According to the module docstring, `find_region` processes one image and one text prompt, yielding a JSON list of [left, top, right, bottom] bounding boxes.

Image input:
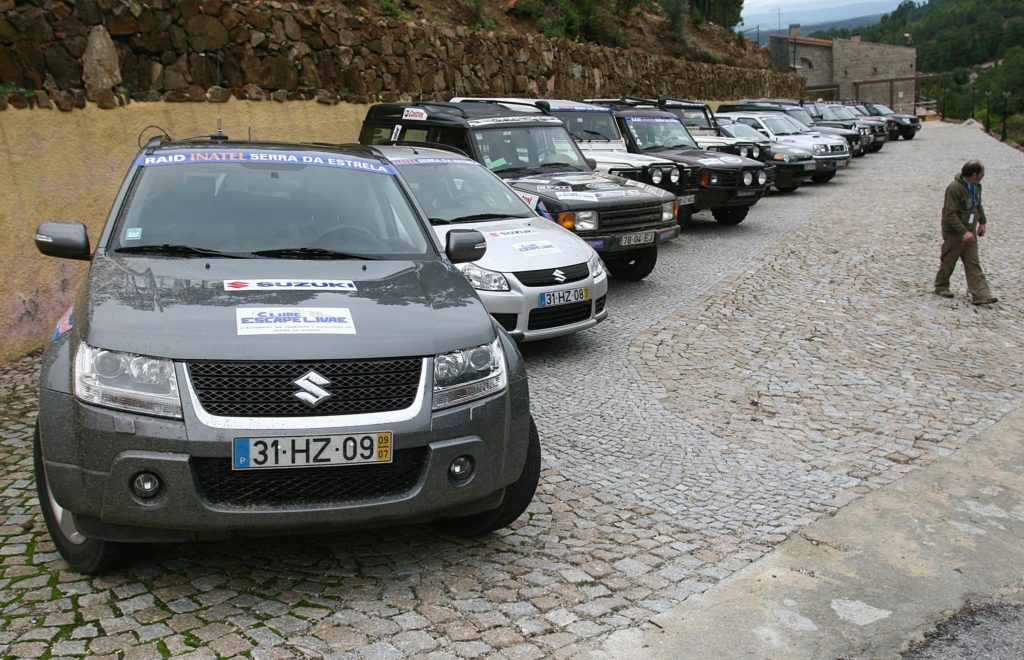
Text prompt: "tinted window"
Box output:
[[116, 154, 430, 258], [786, 108, 815, 126], [762, 116, 802, 135], [665, 107, 712, 129], [721, 122, 767, 141], [554, 111, 622, 142], [472, 126, 588, 173], [396, 161, 534, 223]]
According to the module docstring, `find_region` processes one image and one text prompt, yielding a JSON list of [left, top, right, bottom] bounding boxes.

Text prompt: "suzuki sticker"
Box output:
[[224, 279, 358, 291]]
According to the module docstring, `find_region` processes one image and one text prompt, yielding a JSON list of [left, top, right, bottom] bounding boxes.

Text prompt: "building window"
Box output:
[[799, 57, 814, 70]]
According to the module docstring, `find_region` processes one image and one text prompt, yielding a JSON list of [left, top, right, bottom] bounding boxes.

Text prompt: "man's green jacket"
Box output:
[[942, 173, 987, 236]]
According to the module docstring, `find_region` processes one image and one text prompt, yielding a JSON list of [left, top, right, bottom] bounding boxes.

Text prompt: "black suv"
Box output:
[[718, 100, 865, 157], [848, 101, 921, 140], [361, 102, 680, 281], [586, 100, 769, 226], [800, 101, 887, 153]]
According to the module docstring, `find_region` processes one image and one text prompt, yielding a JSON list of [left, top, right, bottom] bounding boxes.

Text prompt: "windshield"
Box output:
[[622, 116, 698, 151], [665, 107, 712, 130], [395, 159, 534, 223], [473, 126, 588, 174], [785, 107, 815, 126], [874, 104, 896, 114], [554, 110, 622, 142], [819, 106, 843, 121], [114, 151, 430, 258], [763, 116, 804, 136], [833, 107, 859, 120], [721, 122, 767, 141]]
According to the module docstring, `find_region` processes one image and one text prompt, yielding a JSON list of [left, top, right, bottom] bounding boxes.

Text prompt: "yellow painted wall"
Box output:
[[0, 100, 372, 363]]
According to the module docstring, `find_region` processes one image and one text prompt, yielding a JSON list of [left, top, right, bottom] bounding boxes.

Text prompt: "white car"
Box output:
[[379, 144, 609, 342]]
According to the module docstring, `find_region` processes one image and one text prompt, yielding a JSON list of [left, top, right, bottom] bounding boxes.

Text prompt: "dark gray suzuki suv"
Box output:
[[33, 137, 539, 573]]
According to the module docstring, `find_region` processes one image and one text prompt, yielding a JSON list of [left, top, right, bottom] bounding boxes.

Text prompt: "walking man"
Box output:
[[934, 160, 998, 305]]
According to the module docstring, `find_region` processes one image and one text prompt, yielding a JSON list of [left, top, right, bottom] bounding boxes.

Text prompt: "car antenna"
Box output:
[[137, 125, 171, 149], [211, 115, 228, 141], [248, 125, 253, 141]]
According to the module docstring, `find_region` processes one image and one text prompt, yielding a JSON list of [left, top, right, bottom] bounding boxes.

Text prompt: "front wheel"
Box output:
[[435, 417, 541, 537], [901, 130, 916, 140], [711, 206, 749, 225], [605, 246, 658, 281], [775, 183, 800, 193], [34, 425, 135, 574], [811, 171, 836, 183]]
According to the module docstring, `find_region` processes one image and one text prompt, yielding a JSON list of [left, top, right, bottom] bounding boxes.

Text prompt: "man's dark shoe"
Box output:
[[972, 297, 999, 305], [934, 289, 954, 298]]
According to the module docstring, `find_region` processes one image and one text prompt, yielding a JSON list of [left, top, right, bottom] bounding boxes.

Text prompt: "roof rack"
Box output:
[[371, 141, 472, 159], [456, 99, 552, 116]]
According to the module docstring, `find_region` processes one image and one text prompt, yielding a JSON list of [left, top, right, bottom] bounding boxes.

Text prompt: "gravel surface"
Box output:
[[904, 604, 1024, 659], [1, 122, 1022, 658]]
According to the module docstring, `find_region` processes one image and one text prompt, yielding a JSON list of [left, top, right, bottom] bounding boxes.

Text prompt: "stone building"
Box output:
[[770, 25, 917, 113]]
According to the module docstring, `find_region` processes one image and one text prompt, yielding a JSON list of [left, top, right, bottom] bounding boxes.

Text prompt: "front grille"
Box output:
[[597, 202, 663, 230], [192, 448, 426, 506], [491, 313, 518, 332], [528, 300, 592, 330], [513, 262, 589, 287], [829, 144, 846, 153], [595, 295, 606, 315], [188, 359, 422, 417], [709, 169, 738, 187]]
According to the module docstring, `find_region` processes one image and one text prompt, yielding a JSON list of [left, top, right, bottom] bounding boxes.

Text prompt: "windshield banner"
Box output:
[[624, 117, 680, 124], [390, 157, 476, 166], [135, 151, 397, 175]]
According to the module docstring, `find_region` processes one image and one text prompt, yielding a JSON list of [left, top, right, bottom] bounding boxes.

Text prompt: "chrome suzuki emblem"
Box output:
[[293, 371, 332, 407], [552, 269, 567, 283]]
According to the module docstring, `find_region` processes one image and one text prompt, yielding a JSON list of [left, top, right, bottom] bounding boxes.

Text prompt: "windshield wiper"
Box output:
[[428, 217, 452, 225], [493, 165, 530, 174], [449, 213, 530, 223], [577, 129, 612, 141], [252, 247, 379, 260], [665, 142, 695, 149], [537, 161, 577, 168], [115, 244, 245, 258]]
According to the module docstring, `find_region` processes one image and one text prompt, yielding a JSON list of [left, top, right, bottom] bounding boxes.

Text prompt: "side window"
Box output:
[[360, 126, 394, 145], [432, 127, 472, 156], [403, 128, 428, 142], [738, 118, 760, 129]]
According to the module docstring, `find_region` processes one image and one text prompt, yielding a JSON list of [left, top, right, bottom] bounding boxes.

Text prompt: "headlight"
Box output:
[[557, 211, 598, 231], [661, 200, 677, 221], [575, 210, 597, 231], [432, 337, 507, 410], [813, 144, 827, 154], [669, 167, 680, 183], [75, 343, 182, 418], [699, 171, 719, 186], [739, 146, 749, 157], [751, 146, 760, 158], [457, 262, 510, 291], [650, 168, 663, 184], [860, 128, 869, 135], [742, 171, 753, 186], [757, 171, 767, 185], [772, 153, 791, 162], [588, 251, 605, 279]]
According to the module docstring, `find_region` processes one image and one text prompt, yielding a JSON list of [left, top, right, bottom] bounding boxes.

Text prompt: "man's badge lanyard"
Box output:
[[967, 182, 978, 229]]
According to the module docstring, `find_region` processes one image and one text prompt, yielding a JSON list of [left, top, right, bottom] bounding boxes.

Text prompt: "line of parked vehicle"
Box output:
[[28, 94, 921, 572]]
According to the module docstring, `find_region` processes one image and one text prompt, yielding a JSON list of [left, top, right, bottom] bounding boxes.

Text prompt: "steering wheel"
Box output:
[[314, 225, 391, 252]]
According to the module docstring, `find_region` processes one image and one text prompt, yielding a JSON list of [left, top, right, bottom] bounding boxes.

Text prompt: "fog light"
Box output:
[[449, 456, 475, 481], [131, 472, 161, 499]]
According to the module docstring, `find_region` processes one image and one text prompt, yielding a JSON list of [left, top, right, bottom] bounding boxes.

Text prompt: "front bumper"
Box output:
[[774, 161, 816, 186], [814, 155, 850, 172], [37, 360, 532, 542], [479, 272, 609, 342], [577, 221, 680, 254], [694, 184, 767, 210]]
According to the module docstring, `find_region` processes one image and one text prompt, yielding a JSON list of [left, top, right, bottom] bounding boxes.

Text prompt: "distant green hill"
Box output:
[[810, 0, 1024, 73], [802, 13, 887, 37]]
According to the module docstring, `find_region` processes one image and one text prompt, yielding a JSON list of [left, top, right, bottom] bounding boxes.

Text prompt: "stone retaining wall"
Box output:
[[0, 0, 803, 112]]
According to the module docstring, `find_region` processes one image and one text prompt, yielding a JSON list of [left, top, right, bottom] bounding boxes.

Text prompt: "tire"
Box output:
[[901, 130, 916, 140], [711, 206, 749, 225], [677, 206, 693, 228], [435, 416, 541, 537], [605, 246, 658, 281], [775, 183, 800, 194], [811, 171, 836, 183], [34, 424, 134, 574]]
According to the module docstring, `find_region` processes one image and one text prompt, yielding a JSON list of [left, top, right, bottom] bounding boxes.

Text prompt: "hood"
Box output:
[[777, 133, 845, 148], [770, 143, 814, 160], [694, 135, 745, 148], [508, 171, 674, 211], [434, 217, 594, 274], [80, 254, 494, 361], [809, 125, 858, 138], [579, 145, 677, 169], [652, 147, 763, 170]]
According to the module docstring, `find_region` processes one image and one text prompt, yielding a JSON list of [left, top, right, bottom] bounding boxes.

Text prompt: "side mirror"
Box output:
[[445, 229, 486, 264], [35, 221, 91, 260], [584, 157, 597, 170]]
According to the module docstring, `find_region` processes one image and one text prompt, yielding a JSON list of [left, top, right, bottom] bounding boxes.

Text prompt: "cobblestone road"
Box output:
[[2, 122, 1023, 659]]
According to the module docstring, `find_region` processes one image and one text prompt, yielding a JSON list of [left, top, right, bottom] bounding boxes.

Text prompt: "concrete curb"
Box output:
[[580, 404, 1024, 659]]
